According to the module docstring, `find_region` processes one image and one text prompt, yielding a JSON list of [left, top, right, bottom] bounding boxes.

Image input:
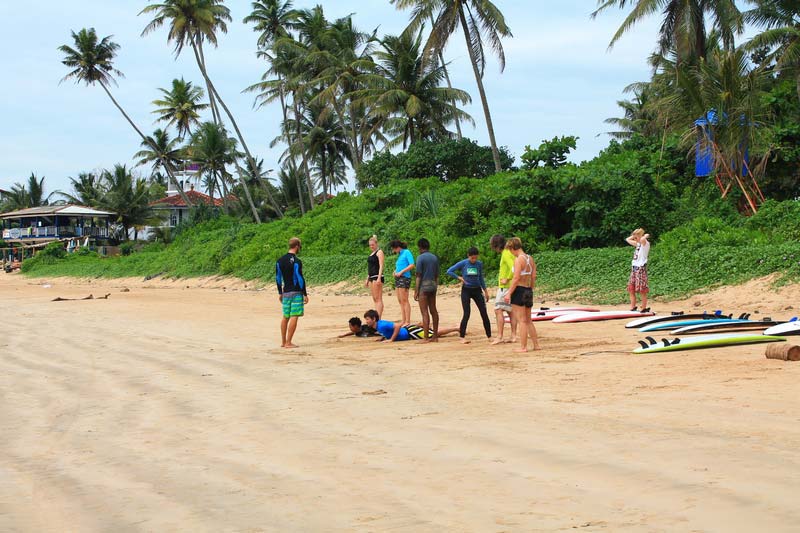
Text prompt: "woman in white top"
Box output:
[[625, 228, 650, 312]]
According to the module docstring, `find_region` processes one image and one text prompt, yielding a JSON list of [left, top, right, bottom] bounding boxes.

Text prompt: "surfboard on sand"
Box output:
[[638, 317, 754, 333], [764, 319, 800, 336], [503, 307, 601, 323], [633, 333, 786, 354], [551, 310, 655, 323], [625, 311, 727, 329], [672, 319, 781, 335]]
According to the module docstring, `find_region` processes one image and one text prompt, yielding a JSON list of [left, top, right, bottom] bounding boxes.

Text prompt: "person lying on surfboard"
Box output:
[[363, 309, 460, 342]]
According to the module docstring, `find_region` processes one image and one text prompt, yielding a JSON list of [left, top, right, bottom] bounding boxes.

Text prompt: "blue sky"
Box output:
[[0, 1, 663, 194]]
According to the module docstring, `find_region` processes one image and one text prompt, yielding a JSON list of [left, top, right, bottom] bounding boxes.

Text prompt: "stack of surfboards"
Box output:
[[627, 312, 796, 353]]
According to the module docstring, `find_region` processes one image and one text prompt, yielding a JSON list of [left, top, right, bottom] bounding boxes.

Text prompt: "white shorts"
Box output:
[[494, 288, 512, 312]]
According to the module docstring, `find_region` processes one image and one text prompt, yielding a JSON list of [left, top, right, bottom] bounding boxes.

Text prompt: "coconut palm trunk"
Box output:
[[458, 9, 502, 173], [190, 38, 282, 221], [98, 81, 194, 208], [292, 91, 317, 209], [278, 82, 305, 214]]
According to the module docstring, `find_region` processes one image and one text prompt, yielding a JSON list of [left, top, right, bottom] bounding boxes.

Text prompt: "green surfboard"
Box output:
[[633, 333, 786, 354]]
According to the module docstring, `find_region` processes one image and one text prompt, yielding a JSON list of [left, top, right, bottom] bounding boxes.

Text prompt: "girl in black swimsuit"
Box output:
[[366, 235, 385, 317]]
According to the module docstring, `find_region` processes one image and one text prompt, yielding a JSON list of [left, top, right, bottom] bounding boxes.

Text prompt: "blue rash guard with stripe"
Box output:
[[276, 253, 307, 296], [446, 259, 486, 289]]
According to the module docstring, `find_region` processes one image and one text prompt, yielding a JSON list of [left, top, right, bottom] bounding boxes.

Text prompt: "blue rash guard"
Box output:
[[275, 253, 307, 296], [395, 249, 414, 278], [446, 259, 486, 289], [375, 320, 411, 341]]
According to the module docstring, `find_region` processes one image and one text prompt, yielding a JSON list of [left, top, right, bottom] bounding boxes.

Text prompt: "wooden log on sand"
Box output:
[[765, 344, 800, 361]]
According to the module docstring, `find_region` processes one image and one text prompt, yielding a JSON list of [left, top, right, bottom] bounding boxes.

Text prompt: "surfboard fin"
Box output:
[[638, 340, 649, 350], [763, 317, 772, 322], [672, 338, 681, 345], [541, 307, 550, 310], [661, 338, 670, 347], [536, 312, 546, 316], [671, 311, 684, 316], [645, 336, 657, 346]]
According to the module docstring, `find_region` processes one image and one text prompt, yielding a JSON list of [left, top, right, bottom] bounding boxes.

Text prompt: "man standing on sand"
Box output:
[[414, 238, 440, 342], [276, 237, 308, 348]]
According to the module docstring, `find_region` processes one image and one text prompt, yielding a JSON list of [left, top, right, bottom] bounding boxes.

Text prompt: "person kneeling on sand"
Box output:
[[363, 310, 459, 342], [338, 317, 379, 338]]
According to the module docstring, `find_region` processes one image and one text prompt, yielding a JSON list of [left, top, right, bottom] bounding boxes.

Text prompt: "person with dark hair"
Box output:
[[363, 309, 458, 342], [503, 237, 540, 352], [390, 240, 415, 324], [338, 316, 379, 338], [414, 238, 440, 342], [276, 237, 308, 349], [490, 234, 517, 344], [447, 247, 492, 343]]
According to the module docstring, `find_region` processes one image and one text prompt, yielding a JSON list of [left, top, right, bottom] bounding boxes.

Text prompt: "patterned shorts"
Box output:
[[628, 266, 649, 293], [395, 276, 411, 290], [494, 288, 512, 312], [282, 293, 305, 318]]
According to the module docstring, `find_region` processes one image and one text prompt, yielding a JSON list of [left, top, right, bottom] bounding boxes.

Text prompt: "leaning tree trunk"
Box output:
[[191, 39, 279, 221], [98, 81, 193, 208], [292, 91, 317, 210], [279, 82, 304, 214], [458, 9, 502, 173]]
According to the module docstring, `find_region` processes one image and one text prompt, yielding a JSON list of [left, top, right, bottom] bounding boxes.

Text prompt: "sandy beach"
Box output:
[[1, 273, 799, 532]]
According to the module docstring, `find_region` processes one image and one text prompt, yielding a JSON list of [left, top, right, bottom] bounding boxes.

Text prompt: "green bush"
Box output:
[[356, 138, 514, 188]]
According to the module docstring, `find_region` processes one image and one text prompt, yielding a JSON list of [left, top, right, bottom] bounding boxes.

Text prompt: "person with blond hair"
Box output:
[[366, 235, 385, 317], [503, 237, 541, 352], [625, 228, 651, 312], [276, 237, 308, 348]]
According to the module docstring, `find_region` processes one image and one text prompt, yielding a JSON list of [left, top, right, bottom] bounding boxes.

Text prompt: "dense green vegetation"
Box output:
[[22, 134, 800, 303]]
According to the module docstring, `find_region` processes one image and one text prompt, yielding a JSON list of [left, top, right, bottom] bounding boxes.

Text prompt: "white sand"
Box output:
[[1, 273, 799, 532]]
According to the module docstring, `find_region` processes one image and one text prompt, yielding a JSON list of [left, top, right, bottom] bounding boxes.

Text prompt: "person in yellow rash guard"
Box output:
[[490, 234, 517, 345]]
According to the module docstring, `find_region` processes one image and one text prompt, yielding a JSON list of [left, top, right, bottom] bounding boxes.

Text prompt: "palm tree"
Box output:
[[662, 47, 771, 212], [392, 0, 512, 173], [591, 0, 743, 64], [58, 28, 193, 208], [60, 172, 105, 206], [140, 0, 282, 221], [745, 0, 800, 102], [1, 174, 58, 210], [243, 0, 298, 48], [152, 78, 209, 138], [245, 0, 308, 213], [99, 164, 158, 240], [308, 14, 378, 171], [134, 129, 185, 187], [188, 121, 239, 213], [365, 30, 473, 149]]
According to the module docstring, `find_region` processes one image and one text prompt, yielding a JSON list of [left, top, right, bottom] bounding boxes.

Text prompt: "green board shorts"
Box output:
[[282, 293, 304, 318]]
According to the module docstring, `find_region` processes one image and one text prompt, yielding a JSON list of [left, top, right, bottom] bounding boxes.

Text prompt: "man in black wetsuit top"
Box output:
[[276, 237, 308, 348]]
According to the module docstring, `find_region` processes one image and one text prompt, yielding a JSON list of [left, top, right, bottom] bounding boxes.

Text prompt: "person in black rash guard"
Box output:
[[276, 237, 308, 348]]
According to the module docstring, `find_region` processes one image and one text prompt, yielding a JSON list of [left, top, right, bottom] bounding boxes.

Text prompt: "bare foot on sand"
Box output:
[[282, 343, 299, 349], [460, 338, 471, 344], [422, 337, 439, 343], [513, 348, 528, 353], [490, 338, 505, 345]]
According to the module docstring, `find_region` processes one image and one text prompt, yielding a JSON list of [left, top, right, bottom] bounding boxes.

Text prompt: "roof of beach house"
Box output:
[[0, 204, 116, 219], [151, 189, 225, 208]]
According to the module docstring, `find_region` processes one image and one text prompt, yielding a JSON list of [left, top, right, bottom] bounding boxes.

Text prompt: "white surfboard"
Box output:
[[764, 320, 800, 336], [552, 310, 655, 323]]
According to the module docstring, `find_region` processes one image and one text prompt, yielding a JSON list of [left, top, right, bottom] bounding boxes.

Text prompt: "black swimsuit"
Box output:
[[367, 251, 384, 282]]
